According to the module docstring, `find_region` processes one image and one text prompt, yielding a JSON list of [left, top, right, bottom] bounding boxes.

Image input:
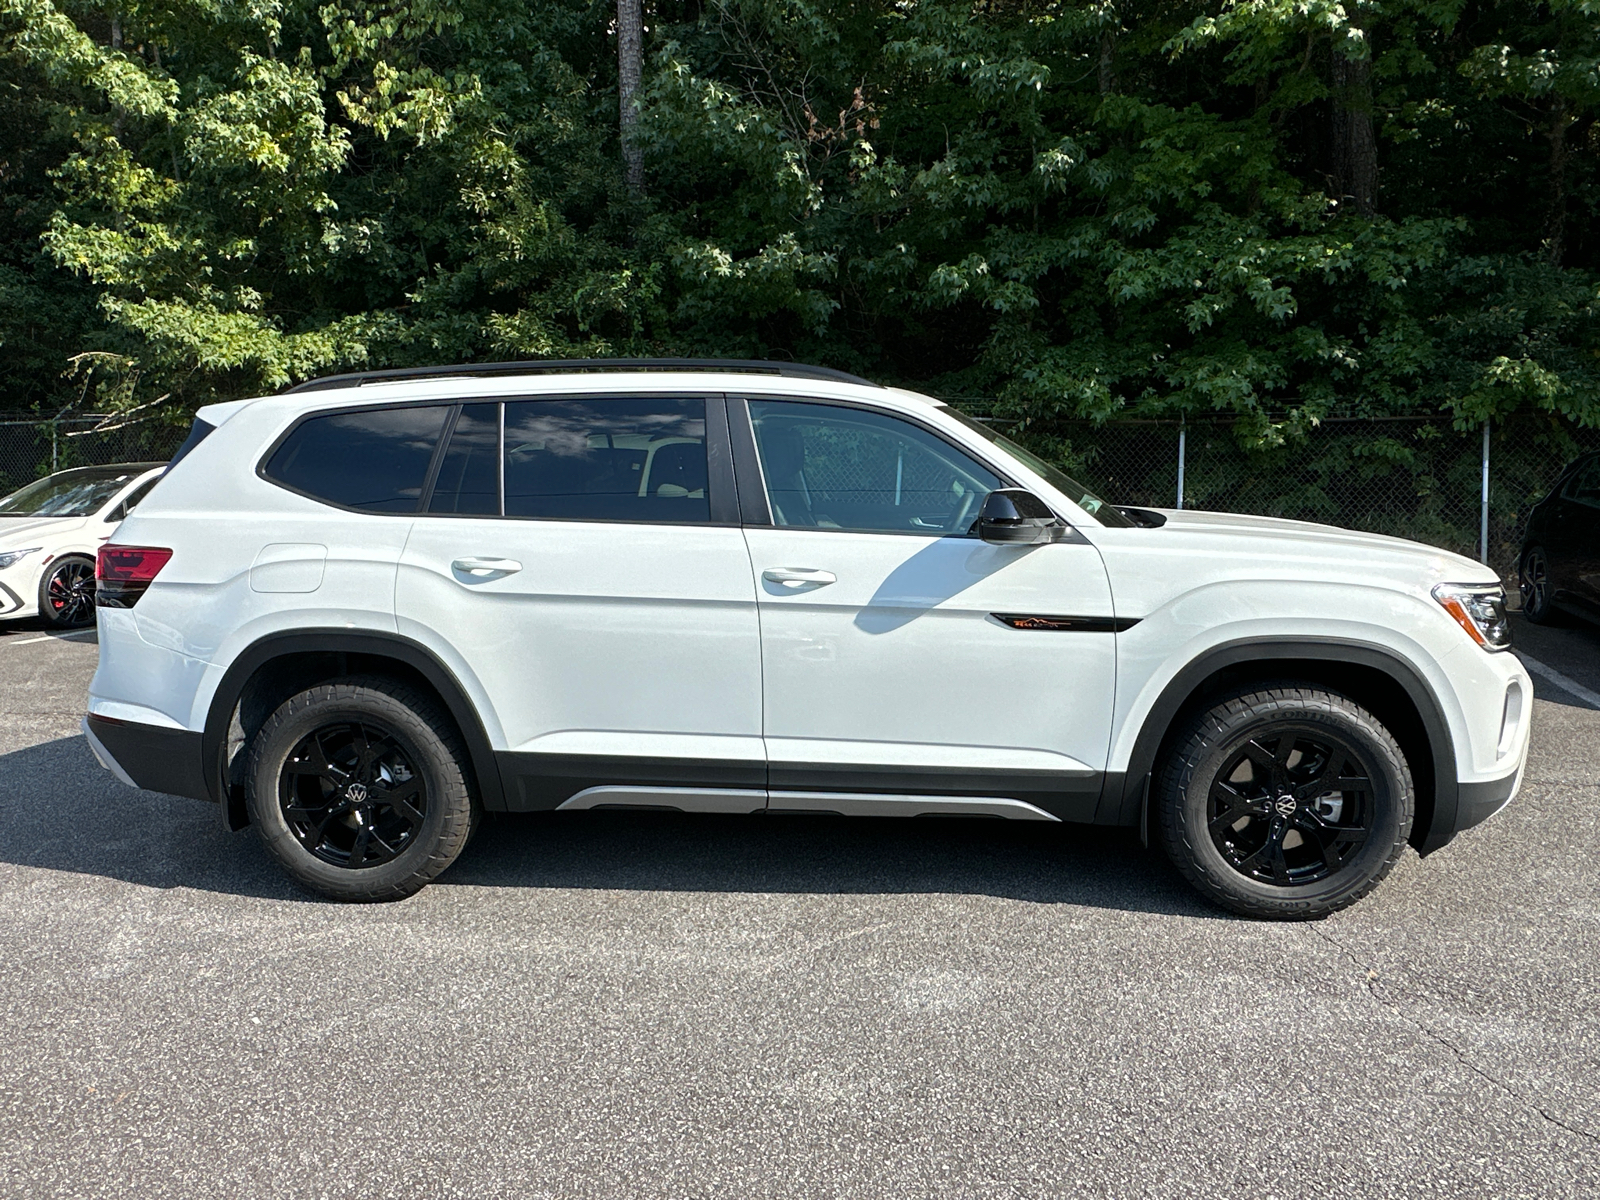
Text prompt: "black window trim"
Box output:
[[728, 392, 1025, 538], [260, 392, 738, 528]]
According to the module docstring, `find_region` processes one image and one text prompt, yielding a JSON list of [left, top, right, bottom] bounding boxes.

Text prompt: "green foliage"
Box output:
[[3, 0, 1600, 459]]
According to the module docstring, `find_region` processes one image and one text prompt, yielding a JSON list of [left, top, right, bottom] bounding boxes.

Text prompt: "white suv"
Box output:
[[83, 360, 1531, 917]]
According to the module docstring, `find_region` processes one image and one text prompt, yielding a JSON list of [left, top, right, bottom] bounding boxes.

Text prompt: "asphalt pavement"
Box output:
[[0, 615, 1597, 1198]]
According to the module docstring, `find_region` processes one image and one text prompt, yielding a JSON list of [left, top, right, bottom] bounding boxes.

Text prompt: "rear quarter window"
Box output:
[[263, 404, 450, 512]]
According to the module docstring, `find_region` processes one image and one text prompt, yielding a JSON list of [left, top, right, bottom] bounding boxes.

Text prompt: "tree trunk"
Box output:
[[1330, 50, 1376, 216], [617, 0, 644, 193], [1098, 30, 1116, 95], [1544, 96, 1571, 267]]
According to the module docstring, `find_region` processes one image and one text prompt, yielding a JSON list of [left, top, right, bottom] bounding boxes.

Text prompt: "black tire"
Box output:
[[1519, 545, 1559, 625], [1155, 685, 1413, 920], [38, 554, 97, 629], [245, 677, 479, 901]]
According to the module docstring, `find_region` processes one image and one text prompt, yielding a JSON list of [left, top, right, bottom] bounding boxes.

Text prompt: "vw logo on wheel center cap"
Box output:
[[1273, 794, 1297, 818], [346, 782, 369, 803]]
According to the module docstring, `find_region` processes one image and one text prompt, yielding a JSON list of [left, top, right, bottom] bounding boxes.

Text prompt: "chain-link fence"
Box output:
[[0, 416, 189, 498], [959, 410, 1600, 587]]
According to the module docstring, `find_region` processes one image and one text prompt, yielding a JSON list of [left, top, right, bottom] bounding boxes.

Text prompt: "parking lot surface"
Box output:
[[1, 615, 1598, 1199]]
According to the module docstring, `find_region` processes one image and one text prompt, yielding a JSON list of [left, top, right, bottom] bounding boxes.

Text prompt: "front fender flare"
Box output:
[[1101, 637, 1459, 854]]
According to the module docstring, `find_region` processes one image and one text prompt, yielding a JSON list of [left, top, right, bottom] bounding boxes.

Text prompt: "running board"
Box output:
[[556, 786, 767, 814], [555, 785, 1059, 821], [767, 792, 1059, 821]]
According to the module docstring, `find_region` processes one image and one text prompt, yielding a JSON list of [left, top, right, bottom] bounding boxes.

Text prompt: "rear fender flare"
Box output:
[[200, 630, 505, 821]]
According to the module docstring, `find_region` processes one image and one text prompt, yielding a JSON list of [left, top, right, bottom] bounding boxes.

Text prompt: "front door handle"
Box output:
[[763, 567, 836, 589], [452, 556, 522, 579]]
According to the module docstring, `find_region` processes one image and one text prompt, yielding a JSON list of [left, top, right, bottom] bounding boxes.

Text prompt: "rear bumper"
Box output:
[[83, 714, 210, 802]]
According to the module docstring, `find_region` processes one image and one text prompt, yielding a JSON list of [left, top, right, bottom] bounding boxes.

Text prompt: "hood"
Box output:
[[1131, 508, 1496, 585], [0, 514, 85, 545]]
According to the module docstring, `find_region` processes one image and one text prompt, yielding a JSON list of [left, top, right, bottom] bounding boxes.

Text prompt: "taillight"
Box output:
[[96, 545, 172, 608]]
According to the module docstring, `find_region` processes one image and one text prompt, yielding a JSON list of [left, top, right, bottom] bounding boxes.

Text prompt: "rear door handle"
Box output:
[[452, 556, 522, 579], [762, 567, 836, 589]]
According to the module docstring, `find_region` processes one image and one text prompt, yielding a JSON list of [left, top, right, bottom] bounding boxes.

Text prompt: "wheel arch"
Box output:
[[201, 630, 505, 830], [1106, 638, 1459, 855]]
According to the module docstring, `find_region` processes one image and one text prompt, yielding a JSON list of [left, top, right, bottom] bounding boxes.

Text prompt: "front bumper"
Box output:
[[83, 714, 210, 802], [1456, 762, 1525, 834]]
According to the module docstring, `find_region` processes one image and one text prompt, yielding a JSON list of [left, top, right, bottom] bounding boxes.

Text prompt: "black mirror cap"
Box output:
[[978, 489, 1072, 544]]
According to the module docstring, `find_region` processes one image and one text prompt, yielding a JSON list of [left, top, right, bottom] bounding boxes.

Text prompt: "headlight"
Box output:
[[1433, 583, 1512, 651], [0, 547, 41, 571]]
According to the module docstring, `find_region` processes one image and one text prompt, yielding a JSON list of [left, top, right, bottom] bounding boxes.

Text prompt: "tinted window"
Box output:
[[503, 398, 710, 523], [1564, 458, 1600, 509], [748, 400, 1003, 535], [265, 405, 450, 512], [429, 403, 500, 515]]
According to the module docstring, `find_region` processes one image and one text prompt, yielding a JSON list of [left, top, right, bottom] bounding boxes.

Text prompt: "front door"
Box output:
[[396, 394, 765, 809], [737, 398, 1118, 821]]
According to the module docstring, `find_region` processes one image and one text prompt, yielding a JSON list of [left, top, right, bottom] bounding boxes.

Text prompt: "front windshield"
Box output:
[[0, 467, 142, 518], [943, 409, 1135, 528]]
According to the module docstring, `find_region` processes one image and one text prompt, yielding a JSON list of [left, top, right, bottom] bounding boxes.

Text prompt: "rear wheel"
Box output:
[[1156, 685, 1413, 919], [246, 677, 478, 901], [38, 554, 96, 629]]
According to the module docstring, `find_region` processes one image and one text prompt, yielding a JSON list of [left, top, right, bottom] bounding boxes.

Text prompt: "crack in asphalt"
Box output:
[[1310, 924, 1600, 1147]]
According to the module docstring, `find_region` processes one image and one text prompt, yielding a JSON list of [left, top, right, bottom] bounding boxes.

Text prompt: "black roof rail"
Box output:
[[283, 357, 881, 393]]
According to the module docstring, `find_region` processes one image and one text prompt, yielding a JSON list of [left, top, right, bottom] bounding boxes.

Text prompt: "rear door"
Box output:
[[395, 394, 766, 809]]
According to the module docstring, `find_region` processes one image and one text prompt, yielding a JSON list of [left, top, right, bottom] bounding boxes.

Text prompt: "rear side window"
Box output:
[[502, 398, 710, 523], [264, 405, 450, 512], [106, 477, 159, 523]]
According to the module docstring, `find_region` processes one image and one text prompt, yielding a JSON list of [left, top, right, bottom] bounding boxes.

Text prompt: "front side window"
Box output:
[[940, 408, 1134, 527], [748, 400, 1003, 535], [264, 404, 451, 513], [503, 398, 710, 523]]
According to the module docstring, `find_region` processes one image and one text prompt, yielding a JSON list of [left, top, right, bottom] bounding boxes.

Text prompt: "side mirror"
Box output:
[[977, 489, 1073, 545]]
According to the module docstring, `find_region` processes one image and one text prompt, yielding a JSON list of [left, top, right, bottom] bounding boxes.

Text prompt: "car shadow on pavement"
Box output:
[[0, 734, 1228, 918]]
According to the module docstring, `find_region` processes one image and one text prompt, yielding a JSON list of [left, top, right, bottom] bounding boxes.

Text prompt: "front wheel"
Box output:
[[1156, 685, 1413, 920], [38, 554, 96, 629], [245, 677, 479, 901]]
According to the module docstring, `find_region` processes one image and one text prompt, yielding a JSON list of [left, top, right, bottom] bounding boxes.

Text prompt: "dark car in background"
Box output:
[[1520, 451, 1600, 627]]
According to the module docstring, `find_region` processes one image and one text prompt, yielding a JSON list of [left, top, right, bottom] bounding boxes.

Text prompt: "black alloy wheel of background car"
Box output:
[[1519, 450, 1600, 628], [38, 555, 97, 629]]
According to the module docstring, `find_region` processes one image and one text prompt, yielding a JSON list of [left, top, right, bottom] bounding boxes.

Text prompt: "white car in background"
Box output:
[[0, 463, 166, 629]]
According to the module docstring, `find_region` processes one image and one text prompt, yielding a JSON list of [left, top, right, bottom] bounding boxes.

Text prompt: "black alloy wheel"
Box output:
[[40, 555, 96, 628], [246, 677, 478, 901], [1206, 728, 1372, 887], [1520, 546, 1553, 624], [279, 722, 428, 868], [1156, 685, 1413, 919]]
